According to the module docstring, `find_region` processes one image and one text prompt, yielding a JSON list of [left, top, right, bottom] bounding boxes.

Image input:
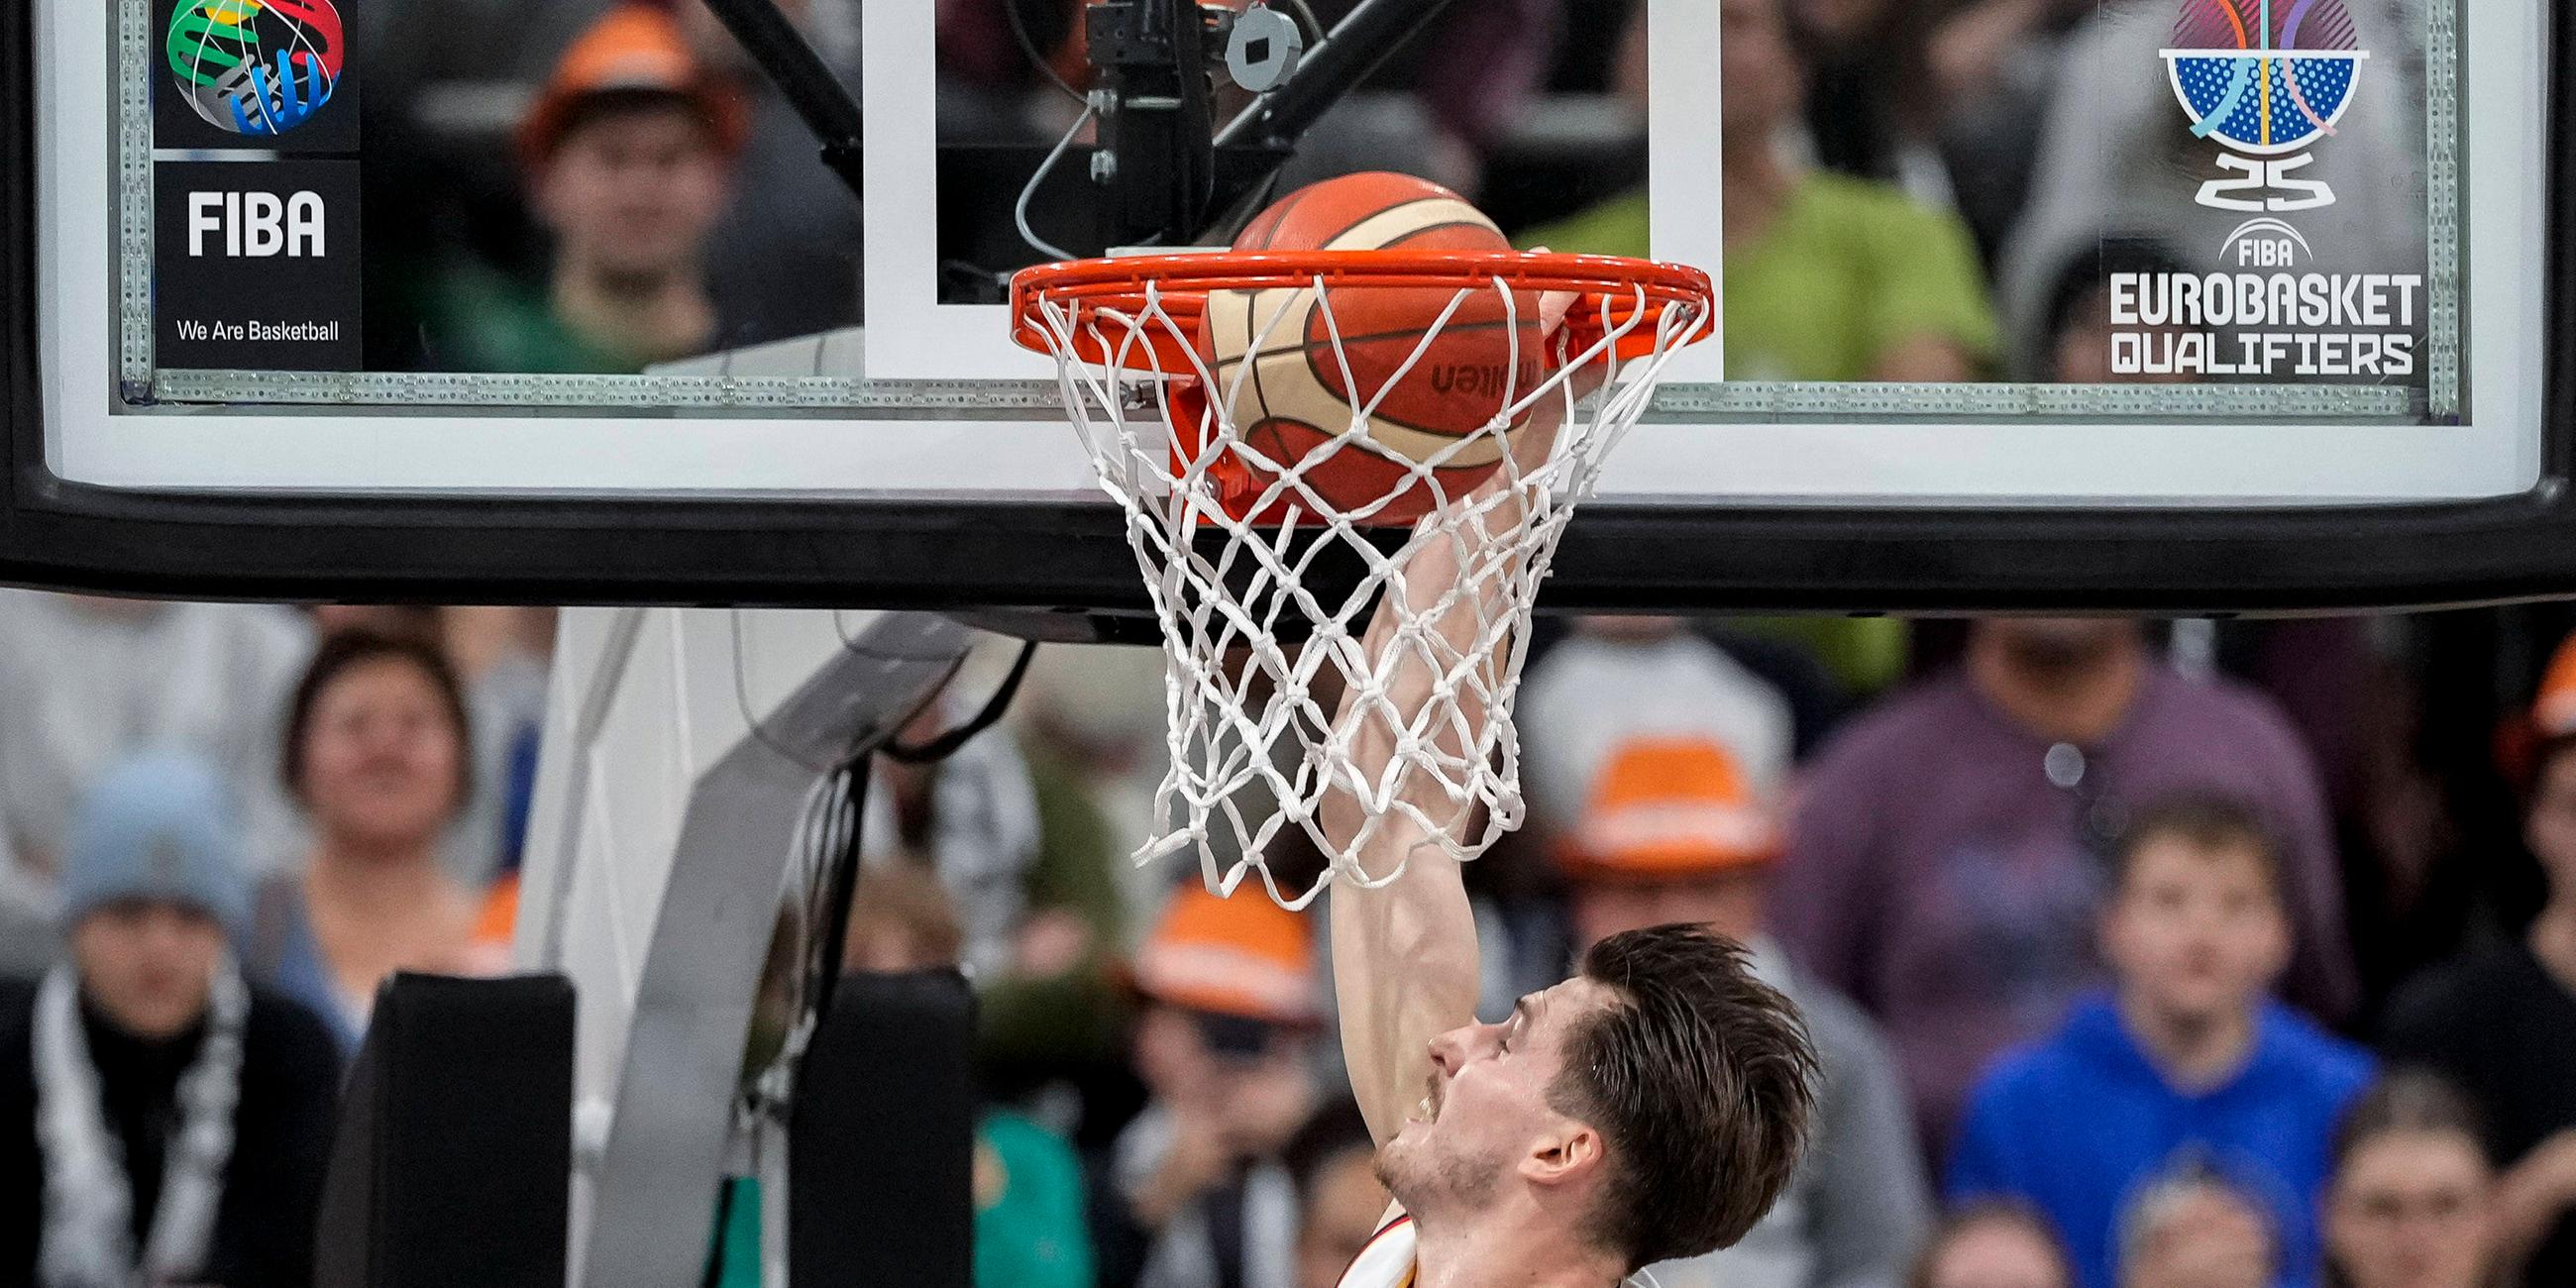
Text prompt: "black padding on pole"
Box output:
[[790, 969, 977, 1288], [315, 973, 577, 1288]]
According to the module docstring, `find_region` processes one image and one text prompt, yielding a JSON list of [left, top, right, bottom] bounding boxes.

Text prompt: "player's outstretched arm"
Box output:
[[1319, 521, 1494, 1144], [1320, 586, 1487, 1144], [1322, 289, 1584, 1144]]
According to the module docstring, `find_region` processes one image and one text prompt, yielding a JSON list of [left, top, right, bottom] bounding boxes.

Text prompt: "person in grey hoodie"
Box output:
[[1523, 619, 1932, 1288]]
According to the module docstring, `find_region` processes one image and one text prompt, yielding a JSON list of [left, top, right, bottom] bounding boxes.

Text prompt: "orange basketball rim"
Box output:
[[1010, 249, 1714, 375]]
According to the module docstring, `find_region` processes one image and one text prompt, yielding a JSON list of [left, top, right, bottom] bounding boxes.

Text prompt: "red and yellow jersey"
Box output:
[[1336, 1213, 1418, 1288]]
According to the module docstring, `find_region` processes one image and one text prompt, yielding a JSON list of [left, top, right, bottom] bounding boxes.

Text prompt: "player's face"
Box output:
[[537, 106, 728, 284], [2101, 839, 2290, 1027], [1374, 976, 1615, 1216]]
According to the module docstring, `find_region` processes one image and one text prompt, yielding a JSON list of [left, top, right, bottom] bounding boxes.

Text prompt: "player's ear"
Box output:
[[1520, 1121, 1605, 1188]]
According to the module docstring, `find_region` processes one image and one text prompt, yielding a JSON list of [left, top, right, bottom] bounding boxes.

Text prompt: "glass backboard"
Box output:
[[4, 0, 2568, 611]]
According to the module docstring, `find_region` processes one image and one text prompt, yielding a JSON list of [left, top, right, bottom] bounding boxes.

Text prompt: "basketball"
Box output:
[[1194, 172, 1551, 524]]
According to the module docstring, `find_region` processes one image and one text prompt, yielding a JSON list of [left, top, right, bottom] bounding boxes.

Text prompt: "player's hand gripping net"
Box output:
[[1013, 251, 1715, 909]]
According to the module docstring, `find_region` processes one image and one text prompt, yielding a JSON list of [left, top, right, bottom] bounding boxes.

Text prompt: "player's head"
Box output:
[[1374, 923, 1816, 1273]]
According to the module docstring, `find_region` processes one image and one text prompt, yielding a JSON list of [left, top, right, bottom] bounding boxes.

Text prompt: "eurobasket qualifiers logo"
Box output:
[[2105, 0, 2416, 380], [2160, 0, 2368, 211], [165, 0, 347, 137]]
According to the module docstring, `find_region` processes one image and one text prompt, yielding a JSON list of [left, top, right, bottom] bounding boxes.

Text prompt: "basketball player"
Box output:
[[1317, 311, 1820, 1287]]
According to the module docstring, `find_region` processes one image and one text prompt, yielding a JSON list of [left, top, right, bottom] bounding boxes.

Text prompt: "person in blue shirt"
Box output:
[[1948, 795, 2375, 1288]]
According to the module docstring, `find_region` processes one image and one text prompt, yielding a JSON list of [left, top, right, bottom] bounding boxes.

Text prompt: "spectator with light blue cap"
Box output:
[[0, 751, 342, 1288]]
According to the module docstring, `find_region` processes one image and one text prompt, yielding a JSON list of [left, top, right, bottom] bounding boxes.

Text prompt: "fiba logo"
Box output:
[[164, 0, 347, 137], [2160, 0, 2368, 212]]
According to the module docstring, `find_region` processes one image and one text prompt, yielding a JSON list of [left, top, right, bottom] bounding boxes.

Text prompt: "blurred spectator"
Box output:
[[2382, 723, 2576, 1285], [0, 754, 338, 1288], [1096, 885, 1322, 1288], [1787, 0, 1954, 205], [844, 863, 1097, 1288], [250, 633, 504, 1052], [0, 593, 313, 969], [1286, 1101, 1386, 1288], [1777, 619, 2357, 1153], [1529, 633, 1932, 1288], [2322, 1072, 2495, 1288], [1523, 617, 1796, 840], [1911, 1202, 2076, 1288], [678, 0, 870, 347], [978, 704, 1147, 1141], [1925, 0, 2097, 266], [422, 5, 746, 373], [1949, 797, 2374, 1288], [2116, 1167, 2275, 1288], [309, 605, 442, 645], [865, 690, 1044, 981], [1308, 0, 1557, 158], [437, 607, 556, 905], [2037, 239, 2194, 385], [1510, 615, 1796, 1014], [1994, 0, 2427, 379], [1012, 643, 1172, 945], [310, 606, 553, 892], [1521, 0, 1996, 383]]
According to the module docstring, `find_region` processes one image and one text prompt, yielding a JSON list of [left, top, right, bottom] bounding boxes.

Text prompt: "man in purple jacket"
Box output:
[[1771, 619, 2357, 1156]]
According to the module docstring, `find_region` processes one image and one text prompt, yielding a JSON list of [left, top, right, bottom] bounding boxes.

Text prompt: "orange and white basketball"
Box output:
[[1194, 172, 1550, 525]]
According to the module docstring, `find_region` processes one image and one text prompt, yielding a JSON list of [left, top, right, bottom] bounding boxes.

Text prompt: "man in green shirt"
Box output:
[[422, 5, 745, 375], [1522, 0, 2002, 694], [1524, 0, 1999, 385]]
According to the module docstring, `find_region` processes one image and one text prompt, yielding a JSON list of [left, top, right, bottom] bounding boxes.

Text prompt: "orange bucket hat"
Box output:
[[1131, 884, 1320, 1025], [517, 4, 748, 170], [1556, 735, 1780, 881]]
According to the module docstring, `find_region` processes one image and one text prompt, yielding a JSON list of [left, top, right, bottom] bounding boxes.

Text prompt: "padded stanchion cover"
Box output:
[[314, 973, 576, 1288], [790, 968, 976, 1287]]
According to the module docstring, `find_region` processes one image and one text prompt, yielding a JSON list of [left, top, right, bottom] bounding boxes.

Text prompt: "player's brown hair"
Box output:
[[1552, 923, 1817, 1270]]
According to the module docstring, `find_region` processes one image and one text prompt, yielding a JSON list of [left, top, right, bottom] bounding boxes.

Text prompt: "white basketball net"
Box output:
[[1022, 263, 1709, 910]]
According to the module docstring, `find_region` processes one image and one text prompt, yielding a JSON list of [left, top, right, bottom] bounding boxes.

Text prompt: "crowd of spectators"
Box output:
[[6, 588, 2575, 1288], [33, 0, 2501, 1282]]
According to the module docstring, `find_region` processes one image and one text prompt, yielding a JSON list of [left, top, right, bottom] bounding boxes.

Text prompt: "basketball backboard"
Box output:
[[3, 0, 2569, 612]]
